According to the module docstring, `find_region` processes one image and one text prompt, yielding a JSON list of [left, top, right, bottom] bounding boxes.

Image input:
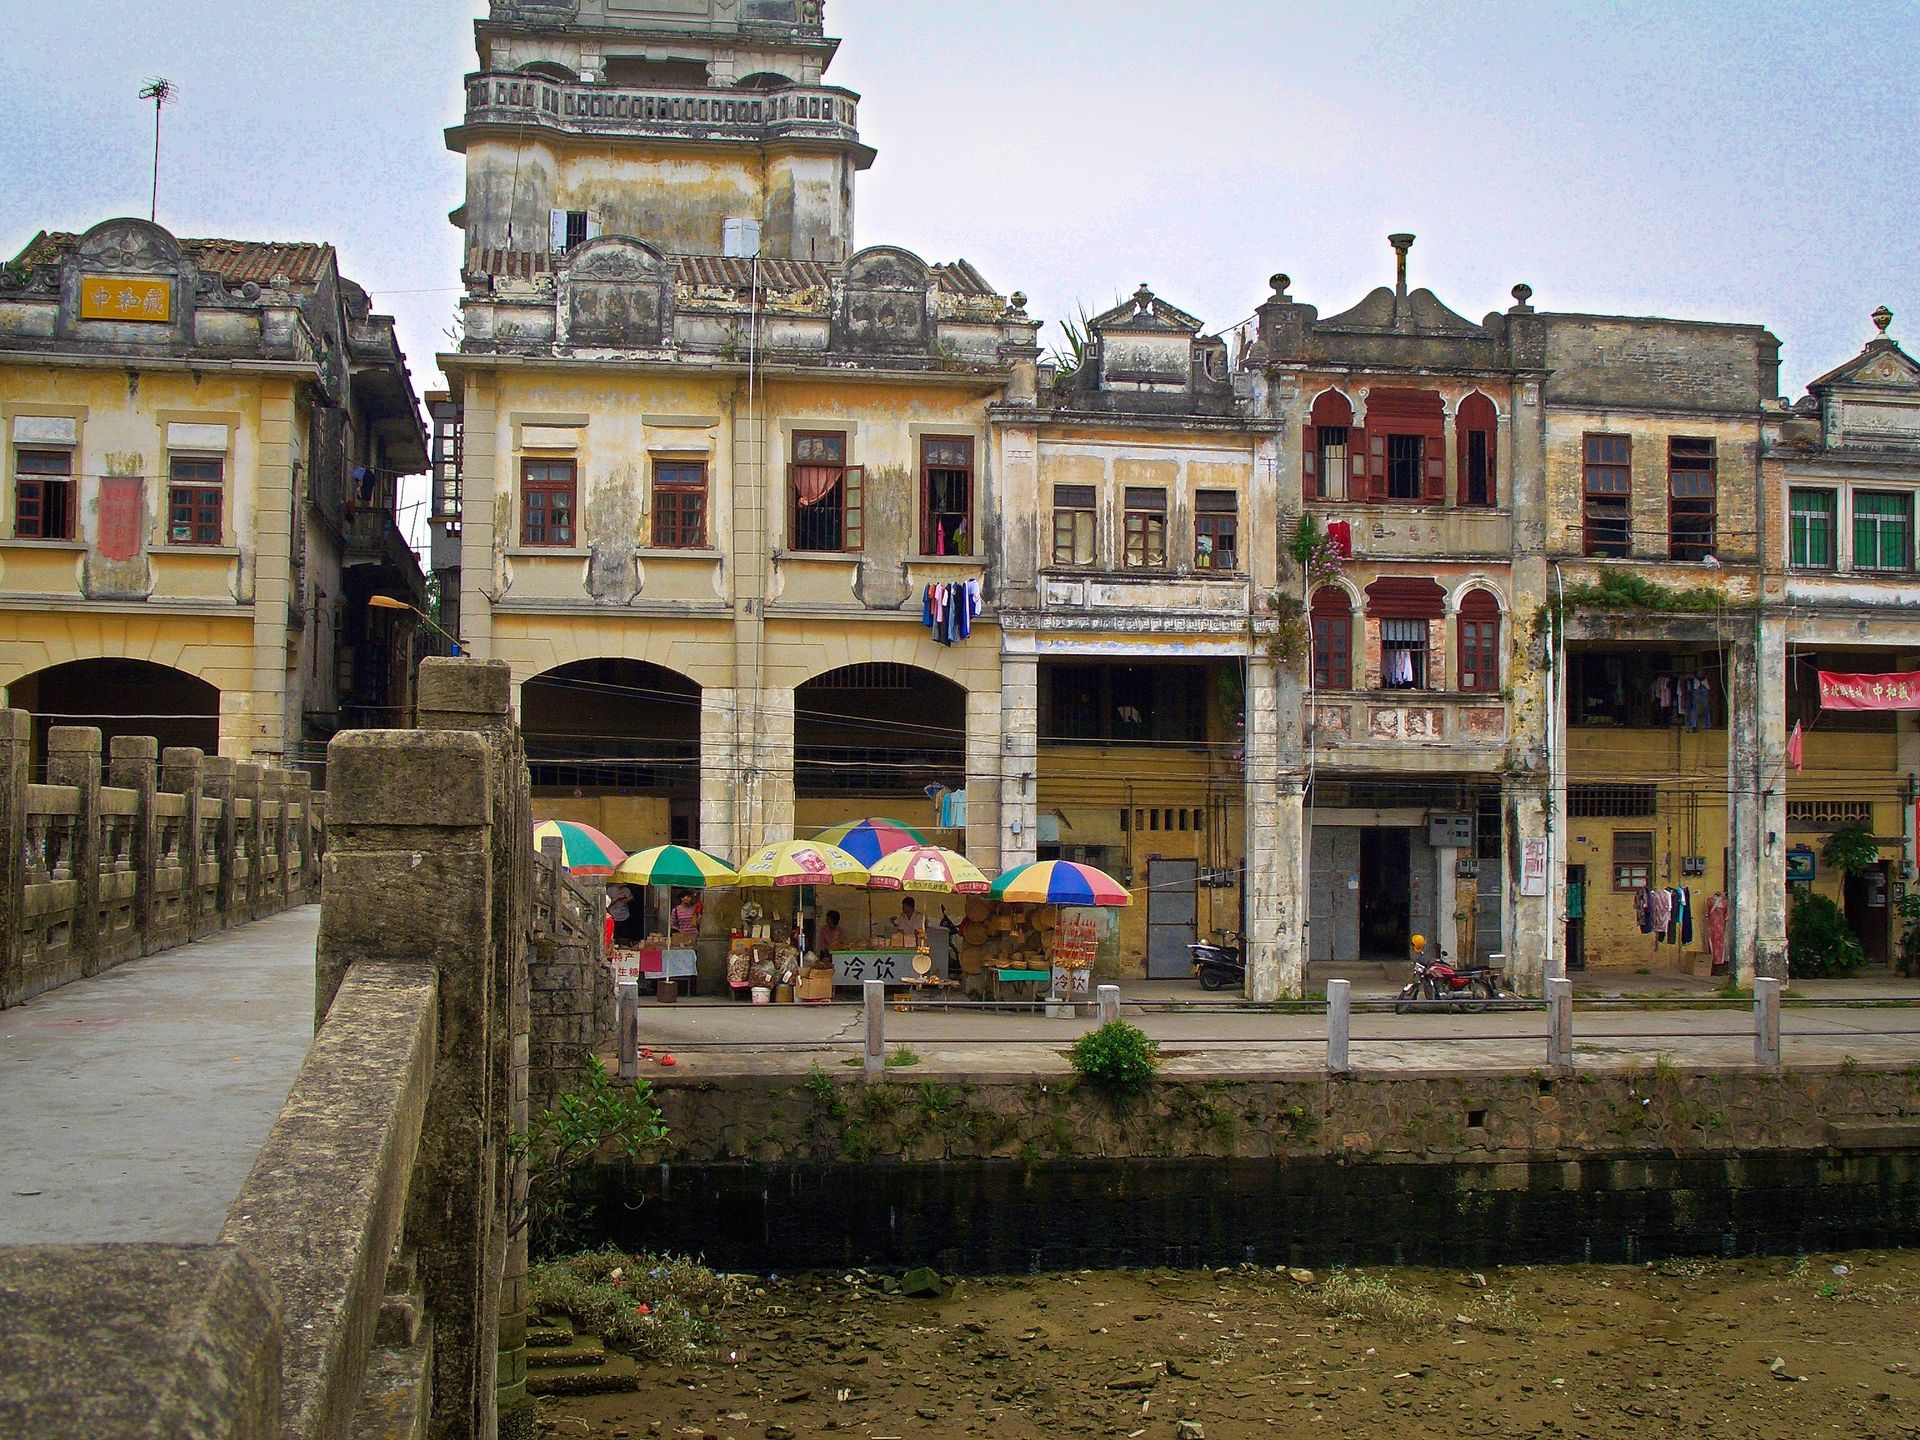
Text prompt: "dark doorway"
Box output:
[[6, 659, 220, 769], [1565, 864, 1588, 971], [1359, 827, 1411, 958], [1844, 862, 1892, 967]]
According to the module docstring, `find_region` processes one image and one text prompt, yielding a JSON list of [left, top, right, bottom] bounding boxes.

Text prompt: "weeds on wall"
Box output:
[[528, 1248, 747, 1362], [1551, 568, 1746, 619], [512, 1057, 669, 1259]]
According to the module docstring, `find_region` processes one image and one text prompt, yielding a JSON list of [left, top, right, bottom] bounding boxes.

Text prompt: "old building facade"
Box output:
[[0, 220, 429, 767]]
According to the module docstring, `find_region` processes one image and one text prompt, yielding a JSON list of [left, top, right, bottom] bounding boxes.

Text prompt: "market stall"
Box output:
[[986, 860, 1131, 1002], [605, 844, 736, 998], [847, 844, 989, 994], [732, 839, 870, 1003]]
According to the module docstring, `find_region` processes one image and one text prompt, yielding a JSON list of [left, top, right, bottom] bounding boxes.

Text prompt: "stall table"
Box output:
[[614, 946, 699, 995]]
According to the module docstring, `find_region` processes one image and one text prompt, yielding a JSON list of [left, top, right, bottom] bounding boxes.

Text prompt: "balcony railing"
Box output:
[[462, 73, 859, 145]]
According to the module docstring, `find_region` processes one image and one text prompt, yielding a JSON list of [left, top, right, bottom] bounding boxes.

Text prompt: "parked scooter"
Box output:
[[1393, 934, 1505, 1013], [1189, 931, 1246, 992]]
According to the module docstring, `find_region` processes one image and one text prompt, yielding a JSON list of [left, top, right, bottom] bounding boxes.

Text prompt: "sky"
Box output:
[[3, 0, 1916, 526]]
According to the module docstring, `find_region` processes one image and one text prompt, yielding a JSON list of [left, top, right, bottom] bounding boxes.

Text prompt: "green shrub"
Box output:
[[528, 1249, 746, 1362], [1788, 889, 1866, 978], [1821, 824, 1881, 879], [1068, 1020, 1161, 1096], [512, 1059, 669, 1258]]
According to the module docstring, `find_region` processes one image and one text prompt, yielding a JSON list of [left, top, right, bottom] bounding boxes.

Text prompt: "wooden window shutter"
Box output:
[[843, 465, 865, 552], [1302, 426, 1318, 496], [1367, 431, 1388, 501], [1423, 424, 1446, 502]]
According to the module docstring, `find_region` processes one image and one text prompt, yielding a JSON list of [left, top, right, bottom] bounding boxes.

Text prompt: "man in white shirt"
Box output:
[[897, 896, 928, 943]]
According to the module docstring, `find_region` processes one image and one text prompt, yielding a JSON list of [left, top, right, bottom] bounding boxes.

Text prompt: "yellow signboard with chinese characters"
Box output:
[[79, 276, 173, 324]]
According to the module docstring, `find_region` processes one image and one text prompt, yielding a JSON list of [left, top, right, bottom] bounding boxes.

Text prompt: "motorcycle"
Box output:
[[1393, 940, 1505, 1013], [1189, 931, 1246, 992]]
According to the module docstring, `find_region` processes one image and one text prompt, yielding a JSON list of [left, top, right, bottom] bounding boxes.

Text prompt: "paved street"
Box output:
[[0, 906, 319, 1245]]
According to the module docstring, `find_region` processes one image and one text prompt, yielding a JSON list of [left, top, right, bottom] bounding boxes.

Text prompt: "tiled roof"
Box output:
[[464, 247, 1001, 297], [13, 231, 335, 287]]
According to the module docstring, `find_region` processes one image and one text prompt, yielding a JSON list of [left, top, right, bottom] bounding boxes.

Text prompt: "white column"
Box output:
[[965, 686, 1004, 873], [999, 654, 1038, 869], [699, 688, 737, 859]]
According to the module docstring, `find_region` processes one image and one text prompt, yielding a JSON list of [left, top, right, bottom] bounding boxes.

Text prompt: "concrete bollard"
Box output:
[[863, 979, 885, 1079], [616, 980, 639, 1080], [1547, 977, 1573, 1075], [1097, 984, 1120, 1025], [1754, 975, 1782, 1071], [1327, 977, 1351, 1074]]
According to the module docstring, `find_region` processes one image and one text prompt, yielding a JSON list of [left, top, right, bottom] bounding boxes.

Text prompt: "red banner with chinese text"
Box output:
[[1818, 671, 1920, 711]]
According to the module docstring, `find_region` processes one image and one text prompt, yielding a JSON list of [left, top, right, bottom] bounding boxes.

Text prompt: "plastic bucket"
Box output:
[[751, 986, 771, 1005], [774, 984, 794, 1004]]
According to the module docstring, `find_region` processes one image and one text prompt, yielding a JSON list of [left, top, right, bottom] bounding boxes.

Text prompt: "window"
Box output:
[[1789, 488, 1836, 570], [549, 209, 599, 254], [13, 448, 74, 540], [1668, 437, 1716, 560], [789, 432, 863, 552], [1051, 484, 1095, 566], [1457, 393, 1497, 506], [1193, 490, 1238, 570], [1853, 490, 1911, 572], [1583, 433, 1631, 557], [1456, 590, 1501, 693], [1613, 830, 1654, 891], [650, 460, 707, 548], [1122, 486, 1166, 568], [1381, 618, 1427, 690], [1311, 587, 1351, 690], [1386, 434, 1424, 500], [1570, 784, 1658, 819], [1304, 391, 1354, 501], [167, 456, 223, 545], [520, 457, 577, 546], [920, 436, 972, 556]]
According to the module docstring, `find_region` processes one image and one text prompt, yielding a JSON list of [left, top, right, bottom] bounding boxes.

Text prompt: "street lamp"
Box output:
[[367, 594, 460, 655]]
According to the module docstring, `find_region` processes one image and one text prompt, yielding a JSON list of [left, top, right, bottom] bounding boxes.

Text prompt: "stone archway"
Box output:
[[4, 658, 219, 767]]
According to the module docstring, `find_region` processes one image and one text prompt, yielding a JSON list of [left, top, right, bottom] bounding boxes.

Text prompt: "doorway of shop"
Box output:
[[1146, 857, 1199, 978], [1359, 828, 1411, 959], [1844, 861, 1892, 967]]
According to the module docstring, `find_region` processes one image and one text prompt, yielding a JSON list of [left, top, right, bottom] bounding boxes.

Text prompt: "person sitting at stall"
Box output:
[[671, 891, 699, 937], [817, 909, 847, 955], [898, 896, 927, 944]]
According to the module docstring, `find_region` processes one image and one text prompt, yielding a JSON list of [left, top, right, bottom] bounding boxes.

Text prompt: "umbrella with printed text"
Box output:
[[734, 839, 871, 889], [989, 859, 1131, 907], [865, 844, 991, 894], [532, 819, 627, 876], [608, 844, 737, 889], [809, 817, 929, 867]]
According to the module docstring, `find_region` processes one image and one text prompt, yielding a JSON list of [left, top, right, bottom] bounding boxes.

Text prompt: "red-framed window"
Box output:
[[1668, 437, 1716, 560], [1303, 391, 1356, 502], [1364, 388, 1445, 504], [167, 455, 223, 546], [1122, 486, 1167, 568], [790, 431, 863, 552], [1194, 489, 1238, 570], [1457, 588, 1502, 692], [1310, 586, 1352, 690], [1583, 433, 1631, 556], [14, 448, 75, 540], [920, 435, 973, 556], [651, 459, 707, 548], [520, 457, 577, 546], [1457, 392, 1498, 506]]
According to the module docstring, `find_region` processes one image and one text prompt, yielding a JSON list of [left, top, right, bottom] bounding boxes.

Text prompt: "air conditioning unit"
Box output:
[[723, 218, 762, 258]]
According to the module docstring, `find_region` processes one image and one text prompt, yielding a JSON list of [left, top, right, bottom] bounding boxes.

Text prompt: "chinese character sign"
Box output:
[[79, 276, 173, 323], [1520, 838, 1549, 898], [1818, 670, 1920, 712]]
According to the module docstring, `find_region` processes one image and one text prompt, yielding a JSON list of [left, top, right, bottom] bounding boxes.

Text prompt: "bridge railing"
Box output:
[[0, 712, 325, 1008]]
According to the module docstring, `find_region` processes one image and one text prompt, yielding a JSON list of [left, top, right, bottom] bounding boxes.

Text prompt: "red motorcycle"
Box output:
[[1393, 936, 1504, 1013]]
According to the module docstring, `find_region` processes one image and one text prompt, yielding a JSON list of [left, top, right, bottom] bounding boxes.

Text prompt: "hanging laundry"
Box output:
[[1705, 894, 1729, 973], [1636, 886, 1654, 935], [1648, 887, 1673, 937], [1787, 720, 1804, 772]]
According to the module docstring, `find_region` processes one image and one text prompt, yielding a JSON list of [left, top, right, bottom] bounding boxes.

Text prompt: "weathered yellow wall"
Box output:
[[1544, 409, 1762, 564]]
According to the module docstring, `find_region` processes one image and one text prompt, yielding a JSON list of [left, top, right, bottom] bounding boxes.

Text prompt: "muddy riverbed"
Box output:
[[541, 1249, 1920, 1439]]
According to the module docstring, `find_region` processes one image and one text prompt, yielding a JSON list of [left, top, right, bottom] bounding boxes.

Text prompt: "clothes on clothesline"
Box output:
[[1384, 647, 1417, 688], [1654, 675, 1714, 731], [920, 579, 982, 646], [1635, 885, 1695, 945]]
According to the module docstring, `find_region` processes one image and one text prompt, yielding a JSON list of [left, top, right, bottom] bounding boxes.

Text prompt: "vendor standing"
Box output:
[[897, 896, 927, 944]]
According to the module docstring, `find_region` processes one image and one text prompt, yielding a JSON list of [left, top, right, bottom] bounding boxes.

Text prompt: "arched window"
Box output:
[[1304, 392, 1355, 502], [1311, 587, 1352, 690], [1457, 393, 1498, 506], [1457, 589, 1502, 693]]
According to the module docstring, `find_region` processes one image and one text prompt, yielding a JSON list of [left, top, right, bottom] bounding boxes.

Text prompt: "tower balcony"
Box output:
[[452, 72, 867, 159]]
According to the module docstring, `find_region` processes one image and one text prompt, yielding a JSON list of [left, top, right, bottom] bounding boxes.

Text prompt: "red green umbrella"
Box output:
[[532, 819, 627, 876], [810, 817, 929, 867]]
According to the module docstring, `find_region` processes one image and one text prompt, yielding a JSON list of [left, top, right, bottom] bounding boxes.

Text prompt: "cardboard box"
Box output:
[[798, 970, 835, 1004]]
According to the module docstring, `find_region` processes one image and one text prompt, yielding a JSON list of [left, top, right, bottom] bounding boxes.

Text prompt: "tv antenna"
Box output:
[[138, 77, 177, 223]]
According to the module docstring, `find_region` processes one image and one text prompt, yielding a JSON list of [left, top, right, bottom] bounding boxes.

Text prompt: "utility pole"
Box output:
[[138, 78, 176, 223]]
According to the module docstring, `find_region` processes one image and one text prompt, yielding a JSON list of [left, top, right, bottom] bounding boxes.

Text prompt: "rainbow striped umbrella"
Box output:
[[810, 817, 929, 866], [735, 839, 871, 889], [609, 845, 737, 889], [865, 845, 990, 894], [989, 860, 1131, 907], [532, 819, 627, 876]]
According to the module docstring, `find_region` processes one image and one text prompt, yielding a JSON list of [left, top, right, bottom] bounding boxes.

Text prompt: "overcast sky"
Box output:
[[3, 1, 1915, 437]]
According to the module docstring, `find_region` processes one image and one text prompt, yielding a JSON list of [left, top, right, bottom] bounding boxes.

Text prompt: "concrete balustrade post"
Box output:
[[109, 735, 159, 954], [234, 763, 265, 921], [47, 727, 103, 977], [286, 770, 315, 899], [202, 756, 237, 932], [864, 979, 885, 1078], [161, 747, 206, 940], [1327, 977, 1352, 1074], [1097, 983, 1120, 1025], [617, 980, 640, 1080], [268, 768, 294, 911], [0, 710, 30, 1006], [320, 725, 500, 1440], [1547, 977, 1574, 1075], [1754, 976, 1782, 1071]]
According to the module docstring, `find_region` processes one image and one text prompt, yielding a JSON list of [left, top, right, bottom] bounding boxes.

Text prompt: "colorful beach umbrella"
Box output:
[[865, 844, 990, 894], [809, 817, 929, 866], [989, 859, 1131, 907], [735, 839, 871, 889], [609, 844, 737, 889], [532, 819, 627, 875]]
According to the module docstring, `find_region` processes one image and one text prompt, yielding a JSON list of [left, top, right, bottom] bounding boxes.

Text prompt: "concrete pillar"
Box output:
[[699, 687, 737, 860], [319, 725, 500, 1440], [248, 380, 298, 759], [999, 653, 1038, 871], [1326, 977, 1351, 1073], [1505, 779, 1552, 996], [0, 710, 30, 1006], [234, 763, 265, 922], [749, 686, 795, 857], [203, 756, 237, 932], [47, 727, 103, 977], [268, 769, 294, 912], [109, 736, 159, 954], [161, 747, 206, 941], [964, 687, 1004, 874], [286, 770, 315, 899], [1246, 656, 1306, 999], [1726, 629, 1788, 984], [457, 375, 499, 661]]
